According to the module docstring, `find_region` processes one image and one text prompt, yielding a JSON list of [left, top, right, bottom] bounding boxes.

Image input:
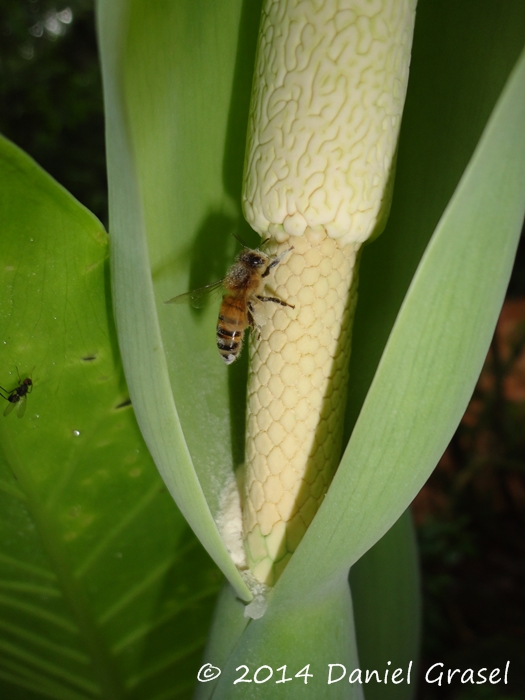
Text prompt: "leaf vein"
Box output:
[[74, 481, 163, 578], [98, 538, 198, 626], [0, 479, 26, 501], [126, 637, 207, 689], [0, 618, 89, 664], [0, 580, 61, 597], [0, 552, 57, 580], [0, 593, 79, 633], [0, 661, 94, 700], [111, 586, 219, 654], [0, 638, 99, 694]]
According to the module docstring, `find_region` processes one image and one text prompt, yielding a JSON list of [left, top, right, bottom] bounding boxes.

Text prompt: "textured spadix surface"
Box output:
[[242, 0, 416, 585], [243, 0, 417, 244], [244, 233, 359, 584]]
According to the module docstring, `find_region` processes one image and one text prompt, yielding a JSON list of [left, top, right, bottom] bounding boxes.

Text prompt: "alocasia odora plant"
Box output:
[[99, 0, 525, 697], [1, 0, 524, 698]]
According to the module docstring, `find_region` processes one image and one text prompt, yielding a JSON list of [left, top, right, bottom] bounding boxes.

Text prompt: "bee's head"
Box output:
[[238, 250, 268, 269]]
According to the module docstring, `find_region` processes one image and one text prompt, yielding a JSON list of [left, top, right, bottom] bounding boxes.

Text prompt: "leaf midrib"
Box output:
[[0, 434, 125, 699]]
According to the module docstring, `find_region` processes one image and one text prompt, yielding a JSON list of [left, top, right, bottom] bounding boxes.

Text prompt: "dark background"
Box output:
[[1, 2, 524, 699], [0, 0, 107, 224]]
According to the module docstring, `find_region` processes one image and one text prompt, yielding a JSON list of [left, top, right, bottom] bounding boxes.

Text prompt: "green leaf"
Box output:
[[0, 136, 221, 699], [340, 3, 525, 688], [96, 0, 263, 599], [281, 29, 525, 595], [350, 511, 421, 700], [346, 0, 525, 432]]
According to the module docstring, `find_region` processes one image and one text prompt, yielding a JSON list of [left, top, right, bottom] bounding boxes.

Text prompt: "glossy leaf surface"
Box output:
[[0, 136, 221, 699]]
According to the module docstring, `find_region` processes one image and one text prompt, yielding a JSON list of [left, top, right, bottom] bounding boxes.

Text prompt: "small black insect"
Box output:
[[0, 370, 33, 418]]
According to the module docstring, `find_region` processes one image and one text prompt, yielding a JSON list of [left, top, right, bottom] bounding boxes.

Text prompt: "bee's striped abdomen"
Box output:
[[217, 295, 247, 365]]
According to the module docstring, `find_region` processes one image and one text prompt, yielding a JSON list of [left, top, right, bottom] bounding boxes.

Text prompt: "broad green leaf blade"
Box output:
[[96, 0, 259, 600], [284, 42, 525, 592], [0, 136, 221, 699]]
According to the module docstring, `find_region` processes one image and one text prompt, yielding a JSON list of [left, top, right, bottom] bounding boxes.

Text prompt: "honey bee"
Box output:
[[0, 370, 33, 418], [165, 244, 294, 364]]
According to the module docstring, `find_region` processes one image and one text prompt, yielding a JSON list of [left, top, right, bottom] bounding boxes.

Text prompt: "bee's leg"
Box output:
[[256, 295, 295, 309], [261, 246, 294, 278], [247, 302, 261, 340]]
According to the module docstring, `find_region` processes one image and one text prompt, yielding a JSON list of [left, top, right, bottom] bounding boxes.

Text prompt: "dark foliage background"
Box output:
[[1, 2, 524, 699], [414, 299, 525, 700], [0, 0, 107, 224]]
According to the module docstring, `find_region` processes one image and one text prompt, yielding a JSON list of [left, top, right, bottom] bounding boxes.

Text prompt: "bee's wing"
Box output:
[[4, 400, 16, 417], [16, 396, 27, 419], [164, 279, 225, 309]]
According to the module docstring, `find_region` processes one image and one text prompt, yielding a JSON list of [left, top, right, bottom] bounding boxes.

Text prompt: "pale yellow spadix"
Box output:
[[241, 0, 417, 586]]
